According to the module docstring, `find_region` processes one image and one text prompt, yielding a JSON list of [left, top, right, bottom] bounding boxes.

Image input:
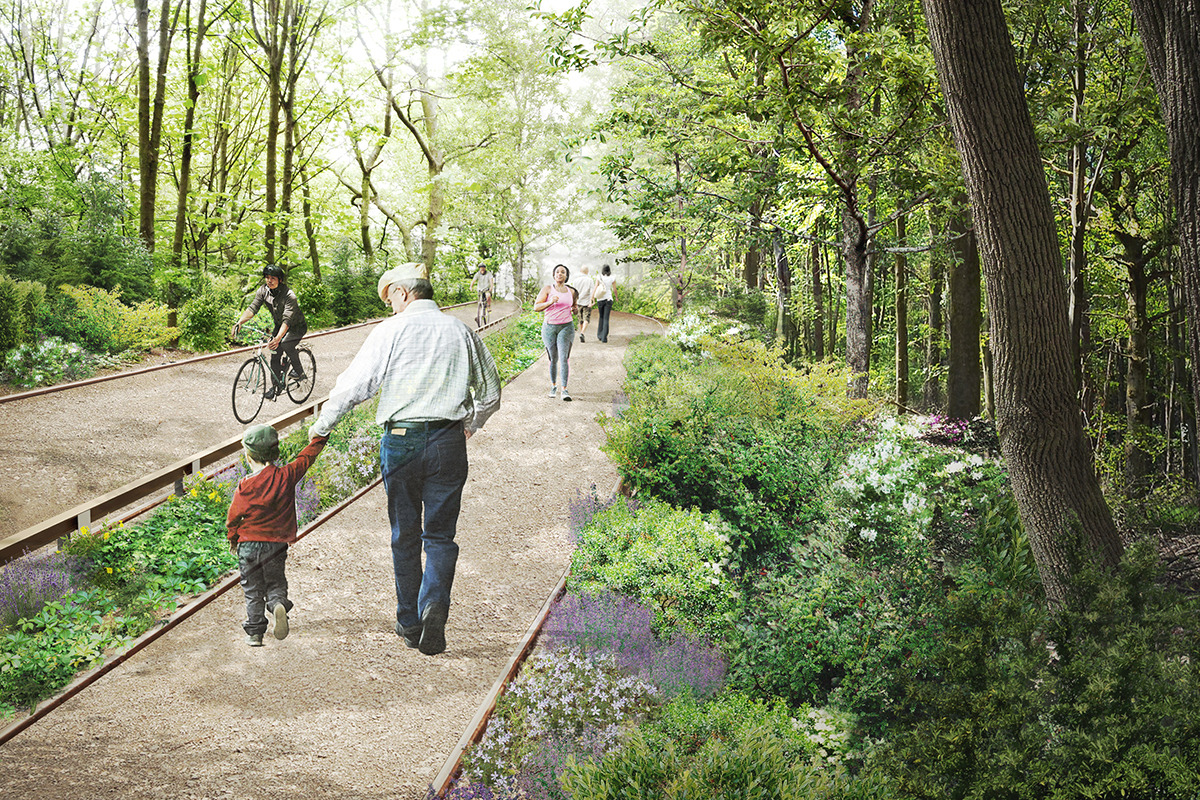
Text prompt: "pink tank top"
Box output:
[[545, 285, 574, 324]]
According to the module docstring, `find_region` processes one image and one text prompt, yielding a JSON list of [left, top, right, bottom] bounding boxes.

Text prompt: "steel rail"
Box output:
[[0, 476, 383, 748], [0, 307, 522, 568], [0, 319, 383, 405], [0, 401, 324, 567]]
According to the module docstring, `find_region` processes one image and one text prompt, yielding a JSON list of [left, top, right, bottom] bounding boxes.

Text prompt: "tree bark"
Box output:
[[895, 214, 909, 411], [923, 213, 945, 411], [812, 238, 825, 361], [946, 203, 981, 419], [1128, 0, 1200, 493], [923, 0, 1122, 606]]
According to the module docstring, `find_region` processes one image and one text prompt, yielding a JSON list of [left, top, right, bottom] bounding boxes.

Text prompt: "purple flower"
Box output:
[[0, 550, 77, 627]]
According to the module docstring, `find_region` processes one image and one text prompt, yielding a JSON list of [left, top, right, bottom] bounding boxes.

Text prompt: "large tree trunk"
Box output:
[[923, 0, 1122, 607], [895, 214, 909, 411], [1128, 0, 1200, 493], [946, 204, 981, 419]]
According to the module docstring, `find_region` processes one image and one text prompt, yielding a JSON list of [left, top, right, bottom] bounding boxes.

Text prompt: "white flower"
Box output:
[[944, 460, 967, 474], [858, 528, 878, 542]]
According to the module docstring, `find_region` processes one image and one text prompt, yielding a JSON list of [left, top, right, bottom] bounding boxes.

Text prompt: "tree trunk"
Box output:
[[1068, 0, 1091, 391], [923, 0, 1122, 607], [812, 238, 825, 361], [946, 204, 982, 419], [923, 215, 945, 411], [1124, 248, 1152, 497], [1128, 0, 1200, 493], [895, 214, 909, 411]]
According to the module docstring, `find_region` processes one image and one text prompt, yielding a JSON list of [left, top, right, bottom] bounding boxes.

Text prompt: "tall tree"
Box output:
[[1128, 0, 1200, 492], [922, 0, 1122, 606]]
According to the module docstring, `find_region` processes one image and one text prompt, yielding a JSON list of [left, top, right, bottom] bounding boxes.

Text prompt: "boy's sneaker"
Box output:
[[561, 389, 572, 402], [580, 333, 585, 342], [272, 603, 289, 640], [246, 633, 264, 647]]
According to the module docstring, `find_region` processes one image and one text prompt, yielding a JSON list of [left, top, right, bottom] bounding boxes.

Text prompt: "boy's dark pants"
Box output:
[[237, 541, 293, 636]]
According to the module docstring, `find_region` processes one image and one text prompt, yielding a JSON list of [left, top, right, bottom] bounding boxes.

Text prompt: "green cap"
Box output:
[[242, 424, 279, 463]]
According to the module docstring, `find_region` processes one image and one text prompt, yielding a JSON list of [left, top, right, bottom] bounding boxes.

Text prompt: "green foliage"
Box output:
[[604, 334, 867, 559], [568, 500, 737, 639], [484, 311, 543, 381], [560, 717, 897, 800], [615, 278, 673, 318], [326, 247, 383, 325], [49, 284, 178, 355], [60, 175, 155, 302], [640, 691, 813, 760], [179, 287, 237, 351], [728, 541, 945, 727], [77, 477, 235, 591], [875, 540, 1200, 800], [290, 271, 333, 329], [0, 273, 22, 350], [0, 336, 117, 388]]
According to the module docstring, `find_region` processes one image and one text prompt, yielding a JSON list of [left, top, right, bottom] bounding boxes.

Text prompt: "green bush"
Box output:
[[640, 691, 814, 760], [290, 271, 334, 330], [179, 288, 236, 351], [49, 284, 178, 354], [0, 274, 21, 350], [727, 543, 945, 726], [604, 336, 860, 560], [561, 718, 897, 800], [875, 540, 1200, 800], [568, 500, 738, 639]]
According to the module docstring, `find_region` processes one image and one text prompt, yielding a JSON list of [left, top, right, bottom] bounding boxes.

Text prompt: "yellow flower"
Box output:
[[103, 531, 111, 540], [106, 567, 113, 574], [80, 525, 90, 536], [190, 488, 198, 497]]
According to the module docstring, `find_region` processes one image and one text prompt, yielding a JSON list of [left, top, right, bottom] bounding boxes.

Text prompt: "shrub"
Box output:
[[179, 288, 235, 351], [560, 717, 895, 800], [50, 284, 177, 354], [727, 546, 945, 726], [289, 271, 334, 330], [604, 334, 868, 560], [875, 540, 1200, 800], [569, 500, 738, 639], [0, 274, 22, 350]]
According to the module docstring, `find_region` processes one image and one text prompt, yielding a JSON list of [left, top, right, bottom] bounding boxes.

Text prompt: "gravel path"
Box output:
[[0, 311, 662, 800]]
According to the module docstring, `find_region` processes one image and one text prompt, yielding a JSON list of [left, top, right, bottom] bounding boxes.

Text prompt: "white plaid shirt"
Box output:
[[313, 300, 501, 436]]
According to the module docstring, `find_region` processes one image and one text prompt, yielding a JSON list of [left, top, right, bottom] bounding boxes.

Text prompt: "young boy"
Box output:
[[227, 424, 327, 646]]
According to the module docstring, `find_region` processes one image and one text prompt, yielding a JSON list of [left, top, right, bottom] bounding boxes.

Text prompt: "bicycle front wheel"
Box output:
[[286, 347, 317, 403], [232, 358, 267, 423]]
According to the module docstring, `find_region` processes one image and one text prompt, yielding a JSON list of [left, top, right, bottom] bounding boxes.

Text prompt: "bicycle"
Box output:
[[230, 332, 317, 424], [475, 290, 491, 328]]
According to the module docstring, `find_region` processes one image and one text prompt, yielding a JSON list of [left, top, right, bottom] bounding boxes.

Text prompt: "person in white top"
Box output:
[[570, 264, 596, 342], [594, 264, 618, 343]]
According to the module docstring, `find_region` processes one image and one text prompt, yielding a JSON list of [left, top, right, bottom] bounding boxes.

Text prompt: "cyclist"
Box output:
[[470, 264, 493, 316], [231, 264, 309, 399]]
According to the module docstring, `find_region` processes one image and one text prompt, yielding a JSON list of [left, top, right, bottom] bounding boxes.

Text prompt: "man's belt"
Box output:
[[387, 419, 460, 435]]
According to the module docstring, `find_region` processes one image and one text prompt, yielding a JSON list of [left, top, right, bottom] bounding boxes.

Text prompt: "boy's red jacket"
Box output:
[[227, 437, 327, 545]]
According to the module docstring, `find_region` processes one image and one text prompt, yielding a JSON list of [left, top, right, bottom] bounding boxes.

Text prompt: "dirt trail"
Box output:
[[0, 311, 663, 800]]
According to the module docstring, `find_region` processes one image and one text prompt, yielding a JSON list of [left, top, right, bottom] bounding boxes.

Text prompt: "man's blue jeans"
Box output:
[[380, 424, 468, 629]]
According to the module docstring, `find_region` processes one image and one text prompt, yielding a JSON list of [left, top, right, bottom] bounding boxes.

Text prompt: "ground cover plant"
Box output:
[[449, 325, 1200, 800], [0, 401, 384, 717]]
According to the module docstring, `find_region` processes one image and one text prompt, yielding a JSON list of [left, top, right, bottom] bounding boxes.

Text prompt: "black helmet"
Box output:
[[262, 264, 285, 279]]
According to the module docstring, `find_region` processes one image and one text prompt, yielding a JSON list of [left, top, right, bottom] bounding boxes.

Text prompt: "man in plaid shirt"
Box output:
[[311, 262, 501, 655]]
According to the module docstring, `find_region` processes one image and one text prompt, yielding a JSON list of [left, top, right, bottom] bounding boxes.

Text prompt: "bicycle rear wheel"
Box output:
[[286, 347, 317, 403], [232, 358, 267, 423]]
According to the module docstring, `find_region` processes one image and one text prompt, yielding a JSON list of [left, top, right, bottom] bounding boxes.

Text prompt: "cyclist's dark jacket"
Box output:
[[247, 283, 307, 337]]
